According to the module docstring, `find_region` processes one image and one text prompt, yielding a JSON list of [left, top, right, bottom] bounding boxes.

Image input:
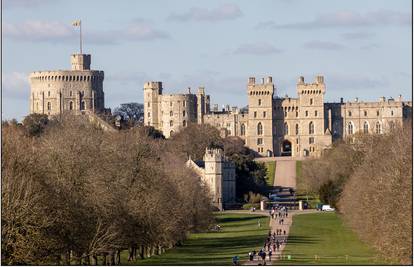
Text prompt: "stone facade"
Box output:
[[29, 54, 105, 116], [187, 148, 236, 210], [144, 75, 412, 158]]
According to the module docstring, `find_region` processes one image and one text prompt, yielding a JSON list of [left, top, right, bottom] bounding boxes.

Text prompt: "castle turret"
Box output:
[[143, 81, 162, 128], [246, 76, 275, 156], [197, 87, 206, 124], [71, 54, 91, 70], [204, 148, 224, 210]]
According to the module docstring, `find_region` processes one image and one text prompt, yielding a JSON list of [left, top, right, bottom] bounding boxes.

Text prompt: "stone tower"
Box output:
[[297, 75, 326, 156], [143, 81, 162, 128], [197, 87, 206, 124], [204, 148, 224, 210], [71, 54, 91, 70], [246, 76, 275, 156]]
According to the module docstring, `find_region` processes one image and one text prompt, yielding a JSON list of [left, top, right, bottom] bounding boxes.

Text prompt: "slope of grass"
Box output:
[[264, 161, 275, 187], [123, 212, 269, 265], [279, 212, 384, 265]]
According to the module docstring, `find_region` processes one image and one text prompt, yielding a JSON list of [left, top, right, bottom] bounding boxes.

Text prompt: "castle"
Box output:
[[144, 76, 412, 157], [29, 54, 106, 116], [186, 148, 236, 210]]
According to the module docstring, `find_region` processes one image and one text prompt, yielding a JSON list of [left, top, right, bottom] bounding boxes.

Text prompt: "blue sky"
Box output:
[[2, 0, 412, 121]]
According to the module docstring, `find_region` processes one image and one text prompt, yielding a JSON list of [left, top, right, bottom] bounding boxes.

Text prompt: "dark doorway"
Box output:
[[281, 140, 292, 156]]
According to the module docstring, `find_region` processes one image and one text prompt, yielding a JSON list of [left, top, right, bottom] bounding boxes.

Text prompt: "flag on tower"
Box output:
[[72, 20, 81, 26]]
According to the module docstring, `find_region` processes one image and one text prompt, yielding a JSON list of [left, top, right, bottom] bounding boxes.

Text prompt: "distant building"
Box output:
[[29, 53, 106, 116], [144, 76, 412, 157], [187, 148, 236, 210]]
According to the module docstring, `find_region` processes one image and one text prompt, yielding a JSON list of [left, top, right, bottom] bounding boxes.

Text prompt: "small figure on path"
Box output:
[[268, 250, 272, 261], [248, 251, 253, 261], [232, 255, 239, 265], [283, 230, 286, 236]]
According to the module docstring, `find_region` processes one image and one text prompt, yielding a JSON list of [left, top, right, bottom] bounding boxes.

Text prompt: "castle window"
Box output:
[[240, 124, 246, 136], [69, 101, 73, 110], [257, 138, 263, 145], [183, 120, 186, 127], [347, 122, 354, 135], [258, 99, 262, 106], [170, 120, 173, 127], [310, 98, 313, 105], [284, 111, 287, 117], [183, 101, 186, 107], [48, 91, 50, 97], [376, 110, 380, 116], [148, 112, 151, 118], [315, 110, 318, 117], [170, 130, 174, 136], [391, 110, 394, 116], [183, 110, 186, 117], [170, 111, 173, 116], [47, 102, 51, 110], [296, 111, 298, 117], [148, 102, 150, 107], [80, 101, 85, 111], [309, 121, 314, 135], [70, 91, 73, 97], [296, 138, 299, 144], [263, 111, 266, 118], [375, 121, 382, 134], [389, 121, 395, 130], [364, 110, 367, 116], [363, 121, 369, 134], [257, 122, 263, 135], [348, 111, 352, 116], [305, 111, 308, 117], [295, 124, 299, 135], [309, 137, 314, 144], [254, 111, 257, 118], [284, 122, 289, 135], [170, 101, 172, 107]]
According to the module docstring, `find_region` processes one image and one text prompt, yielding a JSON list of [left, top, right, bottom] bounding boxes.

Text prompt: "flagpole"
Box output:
[[80, 20, 82, 54]]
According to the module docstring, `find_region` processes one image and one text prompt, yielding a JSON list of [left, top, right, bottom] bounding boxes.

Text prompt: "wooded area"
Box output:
[[300, 122, 412, 264]]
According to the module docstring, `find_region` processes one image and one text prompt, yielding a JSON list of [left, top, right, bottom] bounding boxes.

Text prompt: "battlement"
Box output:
[[297, 75, 326, 94], [204, 147, 225, 161], [248, 76, 273, 85], [144, 81, 163, 90], [29, 70, 104, 82]]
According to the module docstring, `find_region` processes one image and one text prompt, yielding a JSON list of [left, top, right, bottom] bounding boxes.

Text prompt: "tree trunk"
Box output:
[[116, 250, 121, 265], [102, 254, 107, 266], [139, 245, 144, 259], [64, 250, 70, 265], [128, 247, 133, 261], [91, 254, 98, 265], [109, 251, 115, 266]]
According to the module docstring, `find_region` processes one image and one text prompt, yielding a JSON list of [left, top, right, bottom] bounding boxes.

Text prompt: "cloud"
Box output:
[[2, 0, 57, 9], [234, 43, 282, 55], [2, 72, 29, 99], [303, 41, 345, 50], [3, 20, 169, 44], [342, 31, 375, 40], [168, 3, 242, 22], [256, 9, 411, 30]]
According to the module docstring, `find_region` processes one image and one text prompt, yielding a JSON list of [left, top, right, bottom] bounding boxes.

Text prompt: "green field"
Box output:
[[264, 161, 275, 187], [279, 212, 384, 265], [123, 212, 269, 265]]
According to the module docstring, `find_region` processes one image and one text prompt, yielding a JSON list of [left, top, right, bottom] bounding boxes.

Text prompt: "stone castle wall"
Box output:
[[29, 54, 105, 116]]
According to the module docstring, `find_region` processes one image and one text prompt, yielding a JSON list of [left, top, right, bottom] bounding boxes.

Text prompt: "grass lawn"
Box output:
[[123, 212, 269, 265], [279, 212, 384, 265], [264, 161, 275, 187]]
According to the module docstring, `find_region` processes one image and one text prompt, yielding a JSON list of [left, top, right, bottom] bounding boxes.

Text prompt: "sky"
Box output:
[[2, 0, 412, 121]]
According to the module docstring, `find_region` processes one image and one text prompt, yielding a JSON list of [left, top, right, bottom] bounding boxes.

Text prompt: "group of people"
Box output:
[[269, 206, 289, 220], [247, 229, 288, 265]]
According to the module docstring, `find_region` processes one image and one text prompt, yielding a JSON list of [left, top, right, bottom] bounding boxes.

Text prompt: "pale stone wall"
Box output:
[[144, 75, 412, 158], [29, 54, 105, 116]]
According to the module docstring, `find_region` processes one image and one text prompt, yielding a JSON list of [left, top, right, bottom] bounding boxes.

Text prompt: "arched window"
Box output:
[[80, 101, 85, 110], [295, 124, 299, 135], [170, 120, 173, 127], [310, 98, 313, 105], [69, 101, 73, 110], [347, 122, 354, 135], [183, 120, 186, 127], [257, 122, 263, 135], [170, 130, 174, 136], [240, 124, 246, 136], [363, 121, 369, 134], [47, 102, 51, 111], [258, 99, 262, 106], [309, 121, 314, 135], [375, 121, 381, 134], [170, 111, 173, 116], [284, 122, 289, 135]]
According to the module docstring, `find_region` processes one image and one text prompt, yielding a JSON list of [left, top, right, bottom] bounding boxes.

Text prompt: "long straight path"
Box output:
[[274, 160, 296, 189]]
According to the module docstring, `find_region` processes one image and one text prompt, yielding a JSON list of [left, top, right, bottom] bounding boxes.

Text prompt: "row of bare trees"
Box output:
[[300, 123, 412, 264], [2, 115, 213, 265]]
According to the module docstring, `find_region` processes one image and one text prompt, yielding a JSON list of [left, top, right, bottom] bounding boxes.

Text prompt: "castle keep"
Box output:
[[29, 54, 105, 116], [144, 76, 412, 157]]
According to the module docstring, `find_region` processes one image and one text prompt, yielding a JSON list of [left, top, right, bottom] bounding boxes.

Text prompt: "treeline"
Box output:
[[2, 114, 213, 265], [301, 123, 412, 264]]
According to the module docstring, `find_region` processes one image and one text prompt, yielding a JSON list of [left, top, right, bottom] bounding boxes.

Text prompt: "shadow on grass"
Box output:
[[287, 235, 321, 245], [217, 215, 264, 224]]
